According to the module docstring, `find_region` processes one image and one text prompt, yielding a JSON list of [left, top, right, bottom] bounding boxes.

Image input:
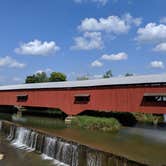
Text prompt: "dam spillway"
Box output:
[[0, 121, 145, 166]]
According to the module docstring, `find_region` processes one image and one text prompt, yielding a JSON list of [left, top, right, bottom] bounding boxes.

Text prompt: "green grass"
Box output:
[[132, 113, 164, 125], [71, 116, 121, 132]]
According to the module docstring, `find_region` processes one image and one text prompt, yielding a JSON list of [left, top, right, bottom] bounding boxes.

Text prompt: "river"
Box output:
[[1, 113, 166, 165]]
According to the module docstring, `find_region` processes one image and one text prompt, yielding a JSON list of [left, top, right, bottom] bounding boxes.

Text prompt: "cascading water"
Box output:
[[87, 151, 102, 166], [7, 125, 16, 141], [42, 136, 78, 166], [11, 127, 38, 151], [3, 123, 143, 166], [55, 140, 78, 166], [7, 125, 78, 166]]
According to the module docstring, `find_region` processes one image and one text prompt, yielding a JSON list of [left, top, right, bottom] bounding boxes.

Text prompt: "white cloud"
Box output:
[[0, 56, 26, 68], [150, 61, 164, 69], [35, 68, 53, 74], [71, 32, 103, 50], [160, 17, 166, 24], [91, 60, 103, 67], [154, 42, 166, 52], [74, 0, 108, 6], [15, 39, 60, 56], [79, 13, 141, 34], [101, 52, 128, 61], [136, 23, 166, 43]]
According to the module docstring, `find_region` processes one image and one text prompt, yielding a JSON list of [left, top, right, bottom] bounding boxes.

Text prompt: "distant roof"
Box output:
[[0, 73, 166, 91]]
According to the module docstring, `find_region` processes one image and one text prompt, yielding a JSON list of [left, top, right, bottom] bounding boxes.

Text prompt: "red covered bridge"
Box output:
[[0, 74, 166, 115]]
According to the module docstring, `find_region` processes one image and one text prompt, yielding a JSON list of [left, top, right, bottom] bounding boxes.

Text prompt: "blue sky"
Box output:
[[0, 0, 166, 84]]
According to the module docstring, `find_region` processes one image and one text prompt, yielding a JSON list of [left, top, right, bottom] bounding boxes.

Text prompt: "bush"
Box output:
[[132, 113, 164, 125], [79, 110, 137, 126], [71, 116, 121, 132]]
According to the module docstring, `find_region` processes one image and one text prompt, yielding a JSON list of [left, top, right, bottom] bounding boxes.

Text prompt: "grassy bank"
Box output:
[[132, 113, 164, 125], [71, 116, 121, 132]]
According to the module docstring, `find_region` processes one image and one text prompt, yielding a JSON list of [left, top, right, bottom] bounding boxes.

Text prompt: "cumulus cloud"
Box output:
[[15, 39, 60, 56], [154, 42, 166, 52], [160, 17, 166, 24], [71, 32, 103, 50], [91, 60, 103, 67], [101, 52, 128, 61], [35, 68, 53, 74], [0, 56, 26, 68], [150, 61, 164, 69], [79, 13, 142, 34], [73, 0, 108, 6], [136, 23, 166, 43]]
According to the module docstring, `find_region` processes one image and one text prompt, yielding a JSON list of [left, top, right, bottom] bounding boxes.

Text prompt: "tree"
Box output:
[[25, 71, 67, 83], [125, 73, 133, 77], [103, 70, 113, 78], [25, 75, 36, 83], [35, 72, 48, 83], [49, 72, 67, 82]]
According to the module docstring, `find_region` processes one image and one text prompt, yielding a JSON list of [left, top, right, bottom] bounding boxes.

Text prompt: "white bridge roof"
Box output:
[[0, 73, 166, 91]]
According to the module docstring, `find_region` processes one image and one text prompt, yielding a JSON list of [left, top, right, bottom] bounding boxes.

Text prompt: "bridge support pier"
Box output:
[[14, 105, 27, 118], [65, 115, 76, 126], [16, 110, 22, 118]]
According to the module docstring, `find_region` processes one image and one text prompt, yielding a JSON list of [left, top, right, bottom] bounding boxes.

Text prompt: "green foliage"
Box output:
[[103, 70, 113, 78], [49, 72, 67, 82], [25, 72, 48, 83], [132, 113, 164, 125], [25, 75, 36, 83], [35, 72, 48, 83], [71, 116, 121, 132], [125, 73, 133, 77], [25, 71, 67, 83]]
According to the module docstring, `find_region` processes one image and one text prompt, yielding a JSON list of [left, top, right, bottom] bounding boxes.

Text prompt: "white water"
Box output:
[[87, 151, 102, 166], [11, 127, 38, 152], [7, 126, 78, 166]]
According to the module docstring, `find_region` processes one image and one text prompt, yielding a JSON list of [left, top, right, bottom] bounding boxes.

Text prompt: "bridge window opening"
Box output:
[[142, 93, 166, 106], [74, 94, 90, 104], [17, 95, 28, 102]]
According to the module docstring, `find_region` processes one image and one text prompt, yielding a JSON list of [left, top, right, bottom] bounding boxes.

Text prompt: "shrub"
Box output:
[[132, 113, 164, 125], [71, 116, 121, 132]]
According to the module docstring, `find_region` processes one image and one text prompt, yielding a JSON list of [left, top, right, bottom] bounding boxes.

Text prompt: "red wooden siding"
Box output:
[[0, 85, 165, 115]]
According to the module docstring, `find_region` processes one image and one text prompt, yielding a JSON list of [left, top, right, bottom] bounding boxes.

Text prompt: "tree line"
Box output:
[[25, 72, 67, 83], [25, 70, 133, 83]]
